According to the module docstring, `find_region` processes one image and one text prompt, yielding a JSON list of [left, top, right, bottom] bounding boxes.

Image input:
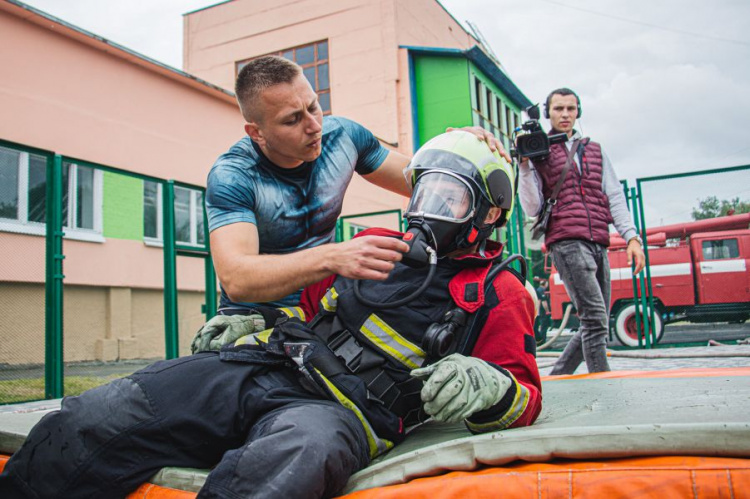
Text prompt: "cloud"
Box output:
[[441, 0, 750, 183], [590, 62, 750, 179]]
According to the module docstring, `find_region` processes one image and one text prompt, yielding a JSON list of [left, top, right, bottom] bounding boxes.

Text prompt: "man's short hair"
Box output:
[[544, 87, 581, 109], [235, 55, 302, 122]]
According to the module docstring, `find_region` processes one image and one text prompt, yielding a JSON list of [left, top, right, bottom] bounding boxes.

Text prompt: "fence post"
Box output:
[[202, 204, 217, 321], [635, 179, 658, 346], [162, 180, 179, 359], [516, 204, 527, 269], [204, 257, 217, 321], [629, 187, 653, 348], [45, 154, 65, 398]]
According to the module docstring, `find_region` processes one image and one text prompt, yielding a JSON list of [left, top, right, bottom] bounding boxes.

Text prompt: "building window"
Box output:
[[62, 161, 99, 231], [0, 146, 102, 241], [506, 106, 514, 136], [472, 76, 500, 138], [346, 222, 368, 240], [497, 99, 505, 136], [237, 40, 331, 114], [143, 182, 205, 246]]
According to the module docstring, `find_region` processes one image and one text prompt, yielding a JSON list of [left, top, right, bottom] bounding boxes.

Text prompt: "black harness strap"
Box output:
[[457, 254, 527, 356]]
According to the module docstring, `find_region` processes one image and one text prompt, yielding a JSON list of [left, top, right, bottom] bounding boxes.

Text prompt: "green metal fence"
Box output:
[[540, 166, 749, 351], [7, 133, 742, 403], [0, 138, 216, 405], [632, 164, 750, 348]]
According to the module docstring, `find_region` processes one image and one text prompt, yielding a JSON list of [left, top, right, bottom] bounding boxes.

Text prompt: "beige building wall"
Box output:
[[0, 2, 242, 366], [0, 0, 489, 367], [0, 283, 206, 365]]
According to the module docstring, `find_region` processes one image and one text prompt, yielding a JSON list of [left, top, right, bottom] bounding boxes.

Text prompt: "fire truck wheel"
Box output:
[[614, 304, 665, 348]]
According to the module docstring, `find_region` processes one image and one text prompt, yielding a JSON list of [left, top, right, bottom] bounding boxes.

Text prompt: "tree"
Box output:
[[691, 196, 750, 220]]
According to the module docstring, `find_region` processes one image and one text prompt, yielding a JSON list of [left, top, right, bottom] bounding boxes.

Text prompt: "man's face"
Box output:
[[548, 93, 579, 137], [245, 74, 324, 168]]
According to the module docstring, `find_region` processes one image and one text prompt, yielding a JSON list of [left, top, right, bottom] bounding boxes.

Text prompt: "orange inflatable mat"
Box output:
[[0, 455, 198, 499], [2, 368, 748, 497], [341, 456, 750, 499], [3, 453, 749, 498]]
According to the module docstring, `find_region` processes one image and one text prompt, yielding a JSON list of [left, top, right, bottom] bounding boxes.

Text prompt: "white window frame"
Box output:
[[143, 181, 163, 246], [143, 182, 205, 248], [0, 148, 104, 243]]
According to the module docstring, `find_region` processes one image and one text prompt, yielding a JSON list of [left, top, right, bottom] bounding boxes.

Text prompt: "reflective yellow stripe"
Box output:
[[279, 306, 305, 321], [360, 314, 426, 370], [466, 376, 530, 432], [233, 334, 257, 346], [320, 287, 338, 313], [313, 368, 394, 459], [233, 327, 275, 346], [256, 328, 274, 343]]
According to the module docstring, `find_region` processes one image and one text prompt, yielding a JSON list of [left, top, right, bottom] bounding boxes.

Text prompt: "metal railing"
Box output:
[[0, 138, 215, 403]]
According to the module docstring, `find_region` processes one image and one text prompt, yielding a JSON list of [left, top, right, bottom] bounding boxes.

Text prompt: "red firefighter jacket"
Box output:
[[299, 228, 543, 431]]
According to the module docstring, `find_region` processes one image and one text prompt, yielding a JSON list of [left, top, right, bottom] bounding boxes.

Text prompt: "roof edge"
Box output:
[[2, 0, 237, 104], [400, 45, 532, 109], [433, 0, 479, 44], [183, 0, 234, 17]]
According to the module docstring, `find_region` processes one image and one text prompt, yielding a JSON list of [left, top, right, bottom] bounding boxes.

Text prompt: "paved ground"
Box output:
[[537, 323, 750, 375]]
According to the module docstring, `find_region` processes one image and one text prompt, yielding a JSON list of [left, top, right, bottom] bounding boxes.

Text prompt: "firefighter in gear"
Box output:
[[0, 132, 542, 499]]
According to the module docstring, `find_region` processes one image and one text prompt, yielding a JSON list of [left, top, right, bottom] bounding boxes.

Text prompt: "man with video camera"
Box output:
[[517, 87, 645, 374]]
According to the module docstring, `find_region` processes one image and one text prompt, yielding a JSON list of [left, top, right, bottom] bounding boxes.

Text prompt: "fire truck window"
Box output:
[[701, 239, 739, 260]]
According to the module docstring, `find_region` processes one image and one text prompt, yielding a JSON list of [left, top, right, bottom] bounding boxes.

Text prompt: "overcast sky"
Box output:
[[19, 0, 750, 224]]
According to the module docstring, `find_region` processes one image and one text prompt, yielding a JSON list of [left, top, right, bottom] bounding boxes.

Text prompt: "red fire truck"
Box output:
[[546, 213, 750, 346]]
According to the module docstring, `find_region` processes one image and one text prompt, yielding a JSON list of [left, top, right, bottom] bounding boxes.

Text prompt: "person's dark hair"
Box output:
[[235, 55, 302, 122]]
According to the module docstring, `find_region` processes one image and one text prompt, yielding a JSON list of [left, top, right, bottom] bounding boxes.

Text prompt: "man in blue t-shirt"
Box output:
[[207, 55, 509, 311]]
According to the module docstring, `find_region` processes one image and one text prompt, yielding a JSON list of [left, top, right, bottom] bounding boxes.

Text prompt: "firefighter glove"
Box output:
[[411, 353, 511, 424], [191, 314, 266, 353]]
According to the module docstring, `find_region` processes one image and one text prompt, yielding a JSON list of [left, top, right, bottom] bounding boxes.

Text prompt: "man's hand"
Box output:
[[329, 235, 409, 281], [627, 238, 646, 275], [411, 354, 511, 424], [447, 126, 512, 163], [191, 314, 266, 353]]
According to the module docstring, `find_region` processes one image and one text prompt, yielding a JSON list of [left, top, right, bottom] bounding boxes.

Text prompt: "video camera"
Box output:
[[512, 105, 567, 161]]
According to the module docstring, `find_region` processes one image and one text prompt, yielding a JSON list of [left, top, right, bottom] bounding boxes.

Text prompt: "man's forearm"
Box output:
[[216, 233, 409, 304], [220, 245, 337, 303]]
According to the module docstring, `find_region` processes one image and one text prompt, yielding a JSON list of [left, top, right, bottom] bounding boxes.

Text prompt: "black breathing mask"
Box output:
[[401, 171, 485, 267]]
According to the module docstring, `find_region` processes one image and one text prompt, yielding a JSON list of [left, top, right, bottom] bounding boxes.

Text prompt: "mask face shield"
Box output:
[[405, 171, 475, 224]]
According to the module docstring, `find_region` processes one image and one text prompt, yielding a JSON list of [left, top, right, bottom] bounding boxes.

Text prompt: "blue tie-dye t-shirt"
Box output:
[[206, 116, 389, 310]]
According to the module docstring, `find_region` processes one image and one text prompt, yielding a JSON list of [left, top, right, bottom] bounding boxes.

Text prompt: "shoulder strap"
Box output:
[[456, 254, 527, 355]]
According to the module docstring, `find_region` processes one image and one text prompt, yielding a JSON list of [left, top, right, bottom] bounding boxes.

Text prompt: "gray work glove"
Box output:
[[411, 353, 511, 424], [191, 314, 266, 354]]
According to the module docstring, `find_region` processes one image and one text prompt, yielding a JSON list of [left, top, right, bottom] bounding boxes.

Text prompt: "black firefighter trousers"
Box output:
[[0, 352, 370, 499]]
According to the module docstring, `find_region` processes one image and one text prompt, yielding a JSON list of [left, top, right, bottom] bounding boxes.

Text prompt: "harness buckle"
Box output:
[[328, 329, 363, 372]]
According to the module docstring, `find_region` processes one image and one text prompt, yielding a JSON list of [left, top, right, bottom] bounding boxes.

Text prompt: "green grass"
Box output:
[[0, 374, 126, 405]]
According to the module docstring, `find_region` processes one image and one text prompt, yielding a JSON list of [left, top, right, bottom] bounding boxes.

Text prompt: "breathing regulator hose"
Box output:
[[353, 246, 438, 309]]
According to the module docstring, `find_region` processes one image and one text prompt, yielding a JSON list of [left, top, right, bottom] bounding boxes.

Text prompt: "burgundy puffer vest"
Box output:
[[535, 138, 613, 247]]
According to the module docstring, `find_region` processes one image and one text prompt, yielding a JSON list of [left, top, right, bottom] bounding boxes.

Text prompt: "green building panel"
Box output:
[[413, 56, 473, 147], [102, 172, 144, 240]]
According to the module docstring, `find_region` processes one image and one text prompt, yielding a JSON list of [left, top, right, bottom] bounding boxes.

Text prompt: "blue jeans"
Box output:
[[549, 240, 611, 374]]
